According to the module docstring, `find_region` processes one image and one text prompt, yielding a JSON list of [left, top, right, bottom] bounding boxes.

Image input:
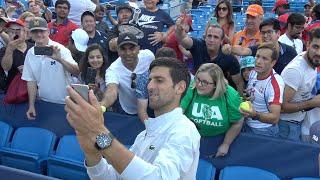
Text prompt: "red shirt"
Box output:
[[48, 19, 78, 46], [302, 20, 320, 44], [164, 29, 184, 61]]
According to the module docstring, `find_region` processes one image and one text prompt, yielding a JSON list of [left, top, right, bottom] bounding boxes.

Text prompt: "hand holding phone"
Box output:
[[34, 46, 53, 56], [85, 67, 97, 85]]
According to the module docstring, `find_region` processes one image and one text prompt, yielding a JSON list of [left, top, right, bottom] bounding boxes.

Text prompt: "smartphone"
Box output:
[[34, 46, 53, 56], [71, 84, 89, 102], [13, 35, 19, 40], [105, 3, 116, 10], [85, 67, 97, 84]]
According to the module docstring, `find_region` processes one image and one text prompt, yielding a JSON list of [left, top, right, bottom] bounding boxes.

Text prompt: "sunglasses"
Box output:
[[217, 7, 228, 12], [131, 73, 137, 89]]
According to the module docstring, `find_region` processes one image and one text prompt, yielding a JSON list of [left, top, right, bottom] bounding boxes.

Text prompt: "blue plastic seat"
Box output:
[[47, 135, 89, 180], [196, 159, 216, 180], [0, 127, 56, 174], [0, 121, 13, 147], [219, 166, 280, 180]]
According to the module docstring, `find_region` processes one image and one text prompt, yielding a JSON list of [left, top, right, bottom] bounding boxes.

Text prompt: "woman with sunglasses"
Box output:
[[181, 63, 243, 157], [78, 44, 109, 101], [214, 0, 234, 44]]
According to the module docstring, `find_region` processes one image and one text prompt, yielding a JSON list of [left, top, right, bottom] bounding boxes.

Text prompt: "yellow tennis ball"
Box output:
[[100, 106, 107, 113], [240, 101, 251, 111]]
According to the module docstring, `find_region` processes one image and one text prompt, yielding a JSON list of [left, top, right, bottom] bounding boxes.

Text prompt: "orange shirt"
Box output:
[[231, 28, 262, 47]]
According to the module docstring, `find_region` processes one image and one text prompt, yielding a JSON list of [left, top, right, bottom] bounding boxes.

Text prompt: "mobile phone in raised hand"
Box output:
[[34, 46, 53, 56], [71, 84, 89, 102], [85, 67, 97, 85]]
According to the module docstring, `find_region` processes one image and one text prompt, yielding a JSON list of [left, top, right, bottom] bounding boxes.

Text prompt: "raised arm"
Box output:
[[175, 18, 193, 49]]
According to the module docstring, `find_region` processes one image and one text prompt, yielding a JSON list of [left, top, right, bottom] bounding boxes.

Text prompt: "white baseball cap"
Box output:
[[71, 28, 89, 52]]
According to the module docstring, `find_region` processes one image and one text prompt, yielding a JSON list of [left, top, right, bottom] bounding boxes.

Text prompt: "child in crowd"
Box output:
[[239, 56, 256, 86]]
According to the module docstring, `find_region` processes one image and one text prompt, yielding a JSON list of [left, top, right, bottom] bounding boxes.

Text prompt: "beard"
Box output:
[[307, 52, 320, 68]]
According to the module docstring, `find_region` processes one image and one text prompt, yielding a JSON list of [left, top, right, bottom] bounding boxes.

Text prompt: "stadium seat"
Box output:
[[196, 159, 216, 180], [47, 135, 89, 180], [0, 127, 56, 174], [190, 9, 207, 24], [0, 121, 13, 147], [219, 166, 280, 180], [292, 178, 320, 180]]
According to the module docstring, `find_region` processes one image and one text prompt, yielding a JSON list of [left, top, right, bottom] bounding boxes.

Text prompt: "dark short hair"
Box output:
[[312, 4, 320, 20], [204, 24, 225, 40], [55, 0, 70, 9], [149, 57, 191, 98], [259, 18, 281, 32], [257, 42, 279, 61], [155, 47, 177, 58], [287, 12, 306, 26], [309, 28, 320, 43], [81, 11, 95, 22]]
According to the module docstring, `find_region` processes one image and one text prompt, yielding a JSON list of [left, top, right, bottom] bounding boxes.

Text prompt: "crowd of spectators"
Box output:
[[0, 0, 319, 178]]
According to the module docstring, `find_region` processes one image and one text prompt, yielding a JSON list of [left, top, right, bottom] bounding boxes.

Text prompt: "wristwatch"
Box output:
[[95, 132, 114, 150]]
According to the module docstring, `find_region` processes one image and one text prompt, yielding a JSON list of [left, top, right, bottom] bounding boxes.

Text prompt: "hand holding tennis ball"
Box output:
[[240, 101, 252, 112]]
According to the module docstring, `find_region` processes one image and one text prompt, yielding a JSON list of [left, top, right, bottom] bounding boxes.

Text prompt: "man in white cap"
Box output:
[[22, 17, 79, 120]]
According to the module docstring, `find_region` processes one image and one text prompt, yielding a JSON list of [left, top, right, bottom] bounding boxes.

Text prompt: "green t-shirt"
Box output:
[[181, 82, 242, 137]]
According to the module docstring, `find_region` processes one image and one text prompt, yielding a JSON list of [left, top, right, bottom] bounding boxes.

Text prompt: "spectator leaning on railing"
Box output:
[[181, 63, 243, 157], [22, 17, 79, 120], [240, 42, 285, 137]]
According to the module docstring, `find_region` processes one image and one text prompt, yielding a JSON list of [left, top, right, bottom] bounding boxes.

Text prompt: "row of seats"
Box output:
[[1, 121, 319, 180], [0, 121, 88, 179]]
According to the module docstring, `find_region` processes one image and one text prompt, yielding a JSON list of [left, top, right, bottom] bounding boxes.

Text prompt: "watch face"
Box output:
[[96, 133, 112, 149]]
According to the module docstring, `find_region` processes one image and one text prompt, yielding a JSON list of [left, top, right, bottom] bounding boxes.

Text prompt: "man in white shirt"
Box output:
[[240, 42, 285, 137], [65, 57, 200, 180], [22, 17, 79, 120], [278, 12, 305, 54], [101, 32, 154, 116], [280, 28, 320, 141]]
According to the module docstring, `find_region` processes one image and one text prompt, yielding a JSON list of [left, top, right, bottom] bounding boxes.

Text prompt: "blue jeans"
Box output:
[[244, 123, 279, 137], [278, 120, 301, 141]]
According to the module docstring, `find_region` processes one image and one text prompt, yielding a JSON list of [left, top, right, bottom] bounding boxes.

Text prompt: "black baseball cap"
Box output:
[[117, 32, 138, 47]]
